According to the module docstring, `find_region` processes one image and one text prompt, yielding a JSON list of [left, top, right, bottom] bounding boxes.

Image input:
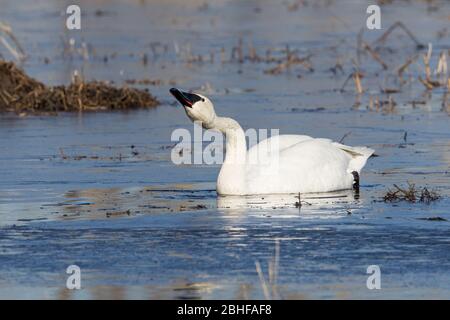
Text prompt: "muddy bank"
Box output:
[[0, 61, 159, 114]]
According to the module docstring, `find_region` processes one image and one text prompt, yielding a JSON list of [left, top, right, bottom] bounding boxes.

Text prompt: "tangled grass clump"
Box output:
[[383, 183, 440, 204], [0, 60, 159, 114]]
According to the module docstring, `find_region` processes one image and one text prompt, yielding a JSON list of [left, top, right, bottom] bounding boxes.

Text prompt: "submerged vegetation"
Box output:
[[383, 183, 440, 204]]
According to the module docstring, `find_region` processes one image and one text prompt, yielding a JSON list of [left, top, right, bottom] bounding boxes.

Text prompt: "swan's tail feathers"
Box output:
[[334, 143, 375, 174]]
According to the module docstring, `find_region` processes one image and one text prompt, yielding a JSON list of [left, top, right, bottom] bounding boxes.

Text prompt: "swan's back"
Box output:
[[246, 134, 312, 164], [245, 135, 374, 194]]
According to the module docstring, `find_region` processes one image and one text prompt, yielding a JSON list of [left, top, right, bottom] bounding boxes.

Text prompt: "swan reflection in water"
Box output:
[[216, 189, 361, 218], [48, 183, 362, 222]]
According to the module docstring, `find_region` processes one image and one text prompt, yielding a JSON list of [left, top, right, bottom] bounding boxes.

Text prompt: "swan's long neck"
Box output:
[[212, 116, 247, 195], [213, 116, 247, 165]]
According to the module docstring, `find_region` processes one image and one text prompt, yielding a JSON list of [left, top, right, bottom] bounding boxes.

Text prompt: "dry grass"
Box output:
[[0, 22, 26, 63], [255, 239, 280, 300], [383, 183, 440, 204], [418, 44, 443, 90], [0, 60, 159, 114]]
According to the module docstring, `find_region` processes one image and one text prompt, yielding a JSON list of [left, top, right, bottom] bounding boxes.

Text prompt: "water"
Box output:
[[0, 0, 449, 299]]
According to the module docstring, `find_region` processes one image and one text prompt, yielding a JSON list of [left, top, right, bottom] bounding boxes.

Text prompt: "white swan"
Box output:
[[170, 88, 374, 196]]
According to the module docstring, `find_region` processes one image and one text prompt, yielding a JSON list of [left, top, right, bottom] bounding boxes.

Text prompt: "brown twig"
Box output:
[[396, 54, 418, 79], [362, 41, 388, 70], [373, 21, 424, 49], [0, 21, 26, 62], [353, 71, 363, 94]]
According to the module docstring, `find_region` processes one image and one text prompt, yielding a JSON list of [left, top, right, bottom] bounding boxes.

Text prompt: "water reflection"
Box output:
[[54, 185, 362, 222], [0, 182, 363, 225], [217, 190, 358, 210], [217, 189, 361, 220]]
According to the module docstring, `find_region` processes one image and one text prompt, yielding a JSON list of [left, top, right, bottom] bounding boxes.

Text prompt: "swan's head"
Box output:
[[170, 88, 216, 128]]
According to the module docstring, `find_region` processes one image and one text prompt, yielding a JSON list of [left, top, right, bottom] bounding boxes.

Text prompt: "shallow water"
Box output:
[[0, 0, 449, 299]]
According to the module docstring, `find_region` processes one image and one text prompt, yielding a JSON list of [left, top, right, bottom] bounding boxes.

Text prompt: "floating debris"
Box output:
[[417, 217, 447, 222], [0, 60, 159, 114], [106, 209, 131, 218], [264, 51, 313, 75], [179, 204, 208, 211], [125, 78, 164, 86], [383, 183, 440, 204]]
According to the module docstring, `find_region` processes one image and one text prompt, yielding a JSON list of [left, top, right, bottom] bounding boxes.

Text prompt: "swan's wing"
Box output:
[[245, 138, 374, 194], [246, 139, 351, 193], [331, 142, 375, 173], [247, 134, 312, 162], [282, 138, 374, 173]]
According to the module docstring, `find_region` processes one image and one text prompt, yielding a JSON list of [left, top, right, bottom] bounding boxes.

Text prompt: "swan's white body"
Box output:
[[215, 124, 374, 195], [170, 89, 374, 196]]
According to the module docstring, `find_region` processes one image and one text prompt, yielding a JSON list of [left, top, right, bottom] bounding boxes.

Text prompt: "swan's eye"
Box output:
[[201, 98, 205, 102]]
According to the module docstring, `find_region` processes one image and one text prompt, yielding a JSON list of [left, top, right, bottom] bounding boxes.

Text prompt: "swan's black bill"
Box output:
[[169, 88, 202, 108]]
